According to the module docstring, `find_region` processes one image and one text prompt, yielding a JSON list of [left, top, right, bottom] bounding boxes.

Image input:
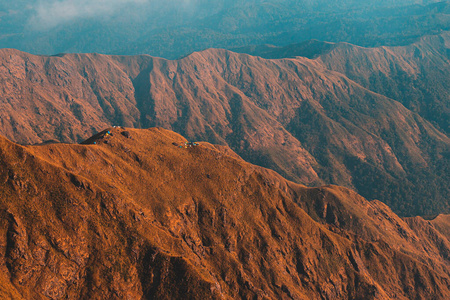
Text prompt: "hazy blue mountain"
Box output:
[[0, 0, 448, 58]]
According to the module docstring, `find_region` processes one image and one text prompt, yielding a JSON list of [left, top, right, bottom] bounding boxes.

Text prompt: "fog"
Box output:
[[28, 0, 151, 30], [6, 0, 434, 31], [0, 0, 444, 57]]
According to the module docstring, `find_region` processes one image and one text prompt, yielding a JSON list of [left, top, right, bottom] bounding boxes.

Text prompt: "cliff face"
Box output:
[[0, 39, 449, 216], [0, 127, 449, 299]]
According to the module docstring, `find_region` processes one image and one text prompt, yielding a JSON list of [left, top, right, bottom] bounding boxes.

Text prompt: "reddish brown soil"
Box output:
[[0, 127, 449, 299], [0, 35, 448, 216]]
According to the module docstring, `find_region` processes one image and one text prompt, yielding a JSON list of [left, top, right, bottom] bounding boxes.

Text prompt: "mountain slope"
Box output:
[[316, 32, 450, 134], [0, 46, 448, 216], [0, 127, 449, 299], [237, 32, 450, 134]]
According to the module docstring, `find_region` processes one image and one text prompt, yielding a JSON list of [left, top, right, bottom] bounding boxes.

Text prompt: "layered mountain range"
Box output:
[[1, 0, 449, 58], [1, 1, 449, 299], [0, 33, 449, 216], [0, 127, 449, 299], [236, 32, 450, 134]]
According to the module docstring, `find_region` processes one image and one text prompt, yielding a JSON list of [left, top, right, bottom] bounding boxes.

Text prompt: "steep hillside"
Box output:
[[0, 46, 448, 216], [238, 32, 450, 134], [316, 32, 450, 134], [0, 127, 449, 299]]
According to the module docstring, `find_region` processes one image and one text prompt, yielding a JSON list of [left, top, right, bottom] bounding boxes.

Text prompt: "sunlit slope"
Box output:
[[1, 46, 448, 215], [0, 127, 449, 299]]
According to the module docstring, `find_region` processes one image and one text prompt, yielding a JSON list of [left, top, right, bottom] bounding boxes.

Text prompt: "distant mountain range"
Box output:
[[2, 2, 450, 298], [0, 32, 448, 217], [235, 32, 450, 135], [0, 0, 449, 58], [0, 127, 449, 299]]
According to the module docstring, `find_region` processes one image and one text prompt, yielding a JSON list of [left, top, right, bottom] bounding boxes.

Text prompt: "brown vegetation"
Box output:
[[0, 127, 449, 299], [0, 34, 448, 216]]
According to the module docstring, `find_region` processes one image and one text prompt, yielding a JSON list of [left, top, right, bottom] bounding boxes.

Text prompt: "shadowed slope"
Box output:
[[0, 128, 449, 299], [239, 32, 450, 134], [316, 32, 450, 134], [0, 45, 448, 216], [430, 214, 450, 240]]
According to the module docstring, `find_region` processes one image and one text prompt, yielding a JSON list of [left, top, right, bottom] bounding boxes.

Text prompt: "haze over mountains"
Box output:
[[1, 0, 449, 58], [0, 31, 449, 217], [0, 127, 449, 299]]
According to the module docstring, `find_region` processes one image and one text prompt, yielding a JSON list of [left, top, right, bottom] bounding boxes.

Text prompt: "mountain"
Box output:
[[121, 0, 450, 59], [239, 32, 450, 134], [0, 127, 449, 299], [0, 1, 449, 59], [0, 33, 449, 216]]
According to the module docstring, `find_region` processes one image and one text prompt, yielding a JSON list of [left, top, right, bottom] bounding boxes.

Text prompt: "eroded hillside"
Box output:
[[0, 35, 448, 216], [0, 127, 449, 299]]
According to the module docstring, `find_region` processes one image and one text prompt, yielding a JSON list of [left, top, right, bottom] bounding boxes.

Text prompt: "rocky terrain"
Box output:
[[0, 127, 449, 299], [240, 32, 450, 134], [0, 33, 448, 216]]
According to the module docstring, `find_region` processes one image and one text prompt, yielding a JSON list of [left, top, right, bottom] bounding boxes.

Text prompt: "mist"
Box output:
[[6, 0, 435, 31], [28, 0, 152, 30], [0, 0, 446, 58]]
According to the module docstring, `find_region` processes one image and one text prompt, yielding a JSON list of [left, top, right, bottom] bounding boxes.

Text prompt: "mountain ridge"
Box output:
[[0, 127, 449, 299], [0, 36, 448, 216], [237, 31, 450, 133]]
